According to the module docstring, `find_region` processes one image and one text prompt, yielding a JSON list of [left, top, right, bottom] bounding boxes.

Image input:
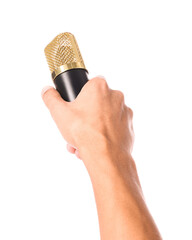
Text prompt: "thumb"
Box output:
[[41, 86, 73, 145], [41, 86, 67, 112]]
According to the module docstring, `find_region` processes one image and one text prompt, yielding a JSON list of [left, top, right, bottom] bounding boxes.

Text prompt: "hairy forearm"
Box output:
[[84, 151, 162, 240]]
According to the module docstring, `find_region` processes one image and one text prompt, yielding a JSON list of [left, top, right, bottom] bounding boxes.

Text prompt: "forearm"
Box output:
[[42, 77, 162, 239], [84, 150, 162, 240]]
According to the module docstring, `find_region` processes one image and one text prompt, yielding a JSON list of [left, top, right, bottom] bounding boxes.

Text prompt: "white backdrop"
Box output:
[[0, 1, 191, 239]]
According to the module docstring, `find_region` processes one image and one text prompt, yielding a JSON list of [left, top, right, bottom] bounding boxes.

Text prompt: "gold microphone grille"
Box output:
[[44, 32, 86, 78]]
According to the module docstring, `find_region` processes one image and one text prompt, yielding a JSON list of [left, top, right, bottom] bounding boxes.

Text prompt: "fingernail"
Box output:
[[96, 75, 105, 79], [69, 143, 77, 150], [41, 86, 53, 97]]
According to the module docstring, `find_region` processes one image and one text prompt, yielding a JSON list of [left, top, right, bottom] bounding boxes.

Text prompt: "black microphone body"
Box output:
[[54, 68, 88, 102]]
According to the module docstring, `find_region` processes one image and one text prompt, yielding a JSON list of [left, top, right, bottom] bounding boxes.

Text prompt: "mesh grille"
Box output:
[[44, 32, 85, 73]]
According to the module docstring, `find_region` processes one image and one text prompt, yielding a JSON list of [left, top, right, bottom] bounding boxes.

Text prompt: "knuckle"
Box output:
[[127, 106, 133, 118], [92, 77, 108, 90], [114, 90, 125, 102]]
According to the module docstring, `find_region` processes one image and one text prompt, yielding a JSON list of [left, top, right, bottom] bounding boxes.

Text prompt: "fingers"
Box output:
[[77, 76, 109, 97], [42, 86, 81, 159], [90, 76, 109, 91]]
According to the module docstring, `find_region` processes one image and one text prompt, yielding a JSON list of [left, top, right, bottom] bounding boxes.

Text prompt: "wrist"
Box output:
[[80, 142, 141, 193]]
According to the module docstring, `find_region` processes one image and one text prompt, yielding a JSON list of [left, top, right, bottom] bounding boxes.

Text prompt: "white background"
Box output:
[[0, 0, 191, 239]]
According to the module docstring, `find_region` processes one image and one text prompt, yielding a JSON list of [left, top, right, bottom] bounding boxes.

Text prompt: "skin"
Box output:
[[42, 76, 162, 240]]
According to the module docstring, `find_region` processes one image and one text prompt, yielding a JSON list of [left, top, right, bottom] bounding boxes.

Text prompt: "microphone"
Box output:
[[44, 32, 89, 102]]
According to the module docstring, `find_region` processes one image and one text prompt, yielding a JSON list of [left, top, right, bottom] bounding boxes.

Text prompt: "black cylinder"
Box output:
[[53, 68, 89, 102]]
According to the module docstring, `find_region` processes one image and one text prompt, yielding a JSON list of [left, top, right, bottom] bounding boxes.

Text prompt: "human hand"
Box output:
[[42, 76, 134, 169]]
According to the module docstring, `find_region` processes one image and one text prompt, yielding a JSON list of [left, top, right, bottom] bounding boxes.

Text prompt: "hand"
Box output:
[[42, 76, 134, 168]]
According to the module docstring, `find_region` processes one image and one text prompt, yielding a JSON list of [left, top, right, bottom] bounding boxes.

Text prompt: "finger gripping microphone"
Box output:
[[44, 32, 89, 102]]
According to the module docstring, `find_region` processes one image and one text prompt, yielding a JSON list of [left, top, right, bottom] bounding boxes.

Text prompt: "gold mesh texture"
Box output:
[[44, 32, 86, 76]]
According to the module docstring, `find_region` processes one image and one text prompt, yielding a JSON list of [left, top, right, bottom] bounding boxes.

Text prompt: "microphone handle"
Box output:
[[53, 68, 89, 102]]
